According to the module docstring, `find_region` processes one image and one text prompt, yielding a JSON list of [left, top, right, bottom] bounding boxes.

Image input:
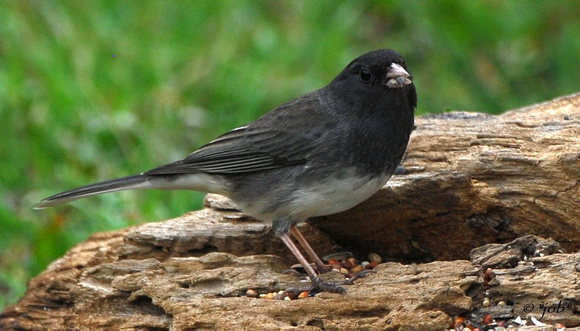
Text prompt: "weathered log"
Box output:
[[2, 93, 579, 330], [315, 92, 579, 262]]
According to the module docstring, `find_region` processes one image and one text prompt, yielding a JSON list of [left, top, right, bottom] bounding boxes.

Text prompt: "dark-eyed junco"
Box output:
[[36, 49, 417, 291]]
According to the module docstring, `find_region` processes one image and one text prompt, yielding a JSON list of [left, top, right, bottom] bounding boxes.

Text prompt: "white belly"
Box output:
[[287, 171, 390, 220]]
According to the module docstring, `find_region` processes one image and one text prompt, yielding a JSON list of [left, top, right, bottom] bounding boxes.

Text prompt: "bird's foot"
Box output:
[[341, 269, 375, 284], [284, 269, 376, 297], [284, 280, 346, 296]]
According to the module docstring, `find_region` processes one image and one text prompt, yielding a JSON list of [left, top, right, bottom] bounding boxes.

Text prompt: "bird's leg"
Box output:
[[290, 225, 328, 274], [279, 230, 354, 295], [278, 233, 320, 282]]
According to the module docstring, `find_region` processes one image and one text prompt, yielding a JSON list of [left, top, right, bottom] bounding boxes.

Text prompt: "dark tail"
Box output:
[[35, 174, 151, 209]]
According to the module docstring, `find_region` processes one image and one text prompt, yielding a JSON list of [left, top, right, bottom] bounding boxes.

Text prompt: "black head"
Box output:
[[328, 49, 417, 113]]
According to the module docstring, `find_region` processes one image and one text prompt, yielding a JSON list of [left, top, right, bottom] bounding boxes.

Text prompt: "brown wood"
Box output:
[[2, 93, 579, 330], [315, 92, 579, 262]]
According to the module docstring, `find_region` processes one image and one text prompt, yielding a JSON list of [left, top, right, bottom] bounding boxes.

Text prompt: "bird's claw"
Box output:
[[284, 269, 376, 296], [284, 280, 346, 296]]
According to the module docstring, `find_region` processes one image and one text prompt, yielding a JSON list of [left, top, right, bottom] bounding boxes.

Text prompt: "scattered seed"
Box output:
[[512, 316, 525, 326], [482, 297, 490, 308], [246, 289, 259, 298], [298, 291, 309, 299], [351, 265, 363, 273], [484, 268, 492, 281], [286, 291, 297, 300], [482, 314, 493, 325], [483, 267, 493, 286], [453, 317, 466, 328], [368, 252, 382, 263], [341, 259, 354, 269], [497, 300, 506, 306], [327, 258, 342, 270]]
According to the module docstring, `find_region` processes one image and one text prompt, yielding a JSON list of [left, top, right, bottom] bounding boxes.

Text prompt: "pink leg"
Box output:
[[290, 225, 328, 274], [279, 233, 320, 282]]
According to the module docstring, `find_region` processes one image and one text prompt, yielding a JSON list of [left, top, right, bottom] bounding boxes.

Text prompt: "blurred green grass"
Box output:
[[1, 1, 579, 310]]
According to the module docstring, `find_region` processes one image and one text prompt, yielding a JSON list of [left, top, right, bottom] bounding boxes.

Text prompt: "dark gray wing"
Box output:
[[145, 91, 338, 175]]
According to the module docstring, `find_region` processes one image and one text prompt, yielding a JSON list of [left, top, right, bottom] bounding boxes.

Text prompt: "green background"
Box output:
[[1, 1, 579, 310]]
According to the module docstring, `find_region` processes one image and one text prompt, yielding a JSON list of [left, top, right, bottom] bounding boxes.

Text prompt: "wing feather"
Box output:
[[145, 93, 335, 176]]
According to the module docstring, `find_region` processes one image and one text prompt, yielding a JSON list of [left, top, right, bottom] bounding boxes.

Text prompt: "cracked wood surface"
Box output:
[[314, 93, 579, 262], [1, 93, 579, 330]]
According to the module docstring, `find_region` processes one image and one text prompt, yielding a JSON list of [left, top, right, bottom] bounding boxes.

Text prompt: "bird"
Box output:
[[36, 49, 417, 291]]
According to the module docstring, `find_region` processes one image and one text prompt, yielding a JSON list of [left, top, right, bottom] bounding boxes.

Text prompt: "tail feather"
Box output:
[[35, 174, 151, 209]]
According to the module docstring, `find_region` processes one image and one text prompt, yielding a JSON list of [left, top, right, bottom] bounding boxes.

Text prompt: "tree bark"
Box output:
[[2, 93, 579, 330], [315, 92, 579, 262]]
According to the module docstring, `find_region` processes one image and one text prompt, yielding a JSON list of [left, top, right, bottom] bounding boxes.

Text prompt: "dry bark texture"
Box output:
[[314, 93, 579, 262], [2, 93, 579, 330]]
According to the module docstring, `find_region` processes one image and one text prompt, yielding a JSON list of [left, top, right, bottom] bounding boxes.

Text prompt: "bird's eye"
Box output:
[[360, 69, 372, 82]]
